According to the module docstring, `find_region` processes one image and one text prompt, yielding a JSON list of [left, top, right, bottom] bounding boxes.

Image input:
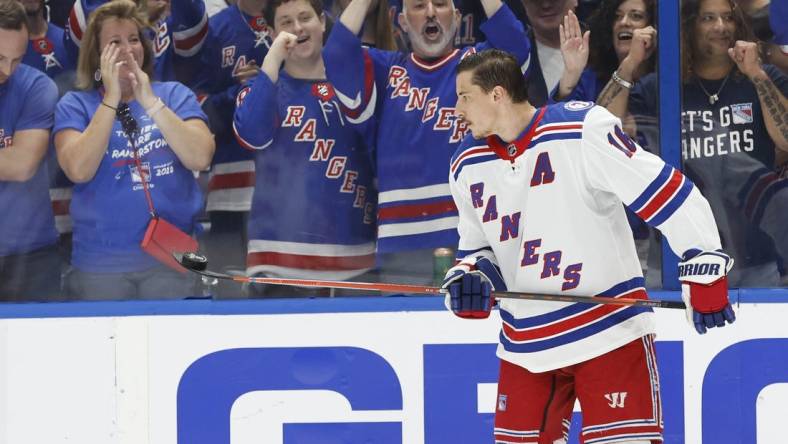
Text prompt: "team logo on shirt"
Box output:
[[34, 38, 51, 53], [730, 103, 754, 124], [130, 162, 152, 183], [31, 37, 63, 70], [497, 394, 507, 411], [604, 392, 627, 408], [311, 82, 336, 102], [564, 101, 593, 111]]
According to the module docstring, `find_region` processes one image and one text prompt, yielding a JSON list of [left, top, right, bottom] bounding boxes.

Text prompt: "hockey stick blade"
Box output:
[[175, 252, 685, 309]]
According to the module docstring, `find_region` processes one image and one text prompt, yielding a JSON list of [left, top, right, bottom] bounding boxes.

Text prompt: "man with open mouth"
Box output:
[[322, 0, 531, 285]]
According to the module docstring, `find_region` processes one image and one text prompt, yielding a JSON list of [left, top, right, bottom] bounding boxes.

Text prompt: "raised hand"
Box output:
[[99, 42, 123, 106], [728, 40, 765, 80], [261, 32, 298, 83], [619, 25, 656, 80], [559, 10, 590, 81], [126, 52, 157, 110]]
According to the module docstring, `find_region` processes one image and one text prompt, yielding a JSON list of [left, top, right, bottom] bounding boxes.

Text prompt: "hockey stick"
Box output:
[[176, 253, 686, 309]]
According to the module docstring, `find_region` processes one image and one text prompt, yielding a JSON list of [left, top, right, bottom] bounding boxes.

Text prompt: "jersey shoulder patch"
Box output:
[[540, 101, 593, 126], [564, 100, 594, 111]]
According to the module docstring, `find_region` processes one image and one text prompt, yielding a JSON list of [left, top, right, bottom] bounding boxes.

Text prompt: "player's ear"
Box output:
[[492, 85, 504, 102], [320, 11, 326, 32]]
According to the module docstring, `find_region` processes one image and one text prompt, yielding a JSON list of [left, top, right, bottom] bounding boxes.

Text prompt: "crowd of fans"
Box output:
[[0, 0, 785, 301]]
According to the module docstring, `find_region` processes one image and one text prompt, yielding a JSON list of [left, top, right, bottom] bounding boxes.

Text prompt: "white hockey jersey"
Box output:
[[449, 102, 722, 372]]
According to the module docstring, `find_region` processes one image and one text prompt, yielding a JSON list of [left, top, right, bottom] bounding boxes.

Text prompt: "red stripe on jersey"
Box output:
[[68, 7, 83, 41], [636, 169, 684, 221], [247, 251, 375, 270], [532, 123, 583, 137], [52, 200, 70, 216], [174, 21, 209, 50], [340, 51, 376, 119], [410, 49, 459, 71], [450, 147, 495, 173], [208, 171, 255, 191], [378, 199, 457, 220], [502, 290, 648, 342]]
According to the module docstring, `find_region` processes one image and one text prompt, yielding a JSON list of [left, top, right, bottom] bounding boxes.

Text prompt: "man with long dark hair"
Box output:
[[629, 0, 788, 286]]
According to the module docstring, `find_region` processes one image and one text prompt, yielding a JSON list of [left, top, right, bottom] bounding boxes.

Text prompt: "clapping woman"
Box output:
[[53, 0, 215, 299]]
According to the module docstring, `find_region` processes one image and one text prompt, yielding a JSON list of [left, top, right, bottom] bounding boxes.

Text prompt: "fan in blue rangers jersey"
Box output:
[[0, 1, 62, 301], [443, 49, 735, 444], [191, 0, 273, 282], [53, 0, 215, 299], [234, 0, 376, 292], [323, 0, 530, 283], [194, 0, 273, 215], [20, 0, 75, 90], [65, 0, 208, 82]]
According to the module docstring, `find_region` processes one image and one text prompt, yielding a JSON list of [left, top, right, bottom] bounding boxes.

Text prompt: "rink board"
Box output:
[[0, 293, 787, 444]]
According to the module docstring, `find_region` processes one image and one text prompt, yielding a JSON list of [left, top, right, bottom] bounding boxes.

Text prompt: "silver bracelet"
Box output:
[[145, 98, 166, 117], [611, 70, 634, 90]]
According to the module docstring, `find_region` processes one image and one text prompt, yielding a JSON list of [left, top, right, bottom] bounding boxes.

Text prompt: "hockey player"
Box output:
[[65, 0, 208, 82], [323, 0, 531, 284], [442, 49, 735, 443], [233, 0, 377, 296]]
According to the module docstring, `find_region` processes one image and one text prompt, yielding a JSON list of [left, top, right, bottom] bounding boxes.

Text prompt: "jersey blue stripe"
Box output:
[[452, 154, 500, 180], [500, 305, 651, 353], [629, 164, 672, 211], [500, 277, 645, 329], [647, 176, 694, 226]]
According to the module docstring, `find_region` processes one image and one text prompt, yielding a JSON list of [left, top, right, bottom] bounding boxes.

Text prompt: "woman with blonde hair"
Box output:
[[54, 0, 215, 299]]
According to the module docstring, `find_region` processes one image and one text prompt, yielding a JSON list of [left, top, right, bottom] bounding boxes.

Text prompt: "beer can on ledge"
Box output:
[[433, 247, 455, 286]]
